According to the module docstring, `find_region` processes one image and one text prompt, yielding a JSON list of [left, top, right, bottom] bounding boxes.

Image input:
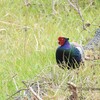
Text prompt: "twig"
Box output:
[[78, 87, 100, 91], [12, 74, 18, 91], [68, 0, 78, 11], [67, 82, 78, 100], [37, 81, 40, 96], [22, 80, 29, 87], [68, 0, 86, 30], [67, 82, 100, 100], [0, 28, 6, 32], [52, 0, 57, 14], [67, 82, 100, 91], [34, 34, 39, 51], [83, 0, 94, 13], [22, 81, 43, 100], [0, 20, 30, 29], [0, 20, 21, 27], [29, 86, 43, 100], [24, 0, 31, 6], [6, 88, 28, 100]]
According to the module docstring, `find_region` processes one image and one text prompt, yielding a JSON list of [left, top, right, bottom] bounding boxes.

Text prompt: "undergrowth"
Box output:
[[0, 0, 100, 99]]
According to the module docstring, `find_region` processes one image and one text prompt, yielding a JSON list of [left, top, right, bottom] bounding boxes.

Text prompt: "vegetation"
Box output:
[[0, 0, 100, 99]]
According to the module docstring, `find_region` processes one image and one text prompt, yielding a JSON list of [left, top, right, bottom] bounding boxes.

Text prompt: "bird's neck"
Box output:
[[62, 41, 71, 48]]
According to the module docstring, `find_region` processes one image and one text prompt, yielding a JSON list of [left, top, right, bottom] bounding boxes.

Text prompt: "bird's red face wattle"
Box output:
[[58, 37, 66, 46]]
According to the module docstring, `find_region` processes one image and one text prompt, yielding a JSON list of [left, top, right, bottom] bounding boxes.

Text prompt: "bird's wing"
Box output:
[[71, 42, 85, 62]]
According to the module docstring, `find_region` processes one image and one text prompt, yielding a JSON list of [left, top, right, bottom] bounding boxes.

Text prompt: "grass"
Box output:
[[0, 0, 100, 99]]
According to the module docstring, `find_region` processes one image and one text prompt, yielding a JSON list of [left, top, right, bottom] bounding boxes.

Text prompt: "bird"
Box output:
[[56, 37, 84, 69]]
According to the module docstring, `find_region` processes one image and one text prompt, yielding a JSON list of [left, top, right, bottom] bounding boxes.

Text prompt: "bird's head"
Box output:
[[58, 37, 69, 46]]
